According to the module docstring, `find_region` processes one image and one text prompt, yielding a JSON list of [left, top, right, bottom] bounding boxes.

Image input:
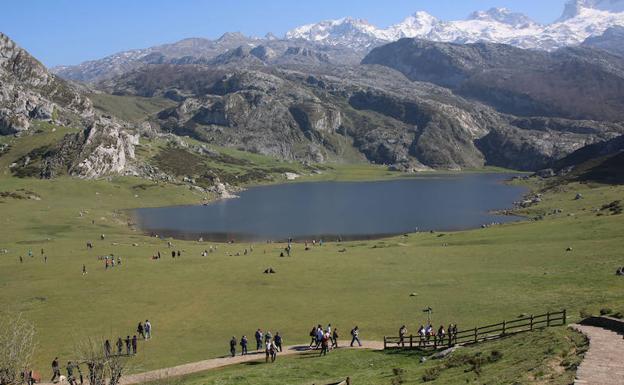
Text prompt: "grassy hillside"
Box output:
[[158, 327, 586, 385], [0, 129, 622, 378], [88, 93, 176, 123]]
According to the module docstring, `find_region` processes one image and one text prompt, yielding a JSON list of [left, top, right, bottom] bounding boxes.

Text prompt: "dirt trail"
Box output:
[[41, 340, 384, 385]]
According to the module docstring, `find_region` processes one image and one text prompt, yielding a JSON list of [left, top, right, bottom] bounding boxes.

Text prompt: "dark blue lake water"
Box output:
[[132, 174, 527, 242]]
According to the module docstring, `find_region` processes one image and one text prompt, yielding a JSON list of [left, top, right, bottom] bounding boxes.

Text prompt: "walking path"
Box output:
[[41, 340, 384, 385], [571, 324, 624, 385]]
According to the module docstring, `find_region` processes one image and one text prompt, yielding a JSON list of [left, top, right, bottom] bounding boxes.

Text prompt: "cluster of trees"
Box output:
[[0, 312, 128, 385]]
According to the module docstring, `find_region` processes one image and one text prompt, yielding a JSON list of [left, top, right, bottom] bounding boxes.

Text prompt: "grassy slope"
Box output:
[[153, 327, 587, 385], [88, 94, 177, 123], [0, 130, 622, 378]]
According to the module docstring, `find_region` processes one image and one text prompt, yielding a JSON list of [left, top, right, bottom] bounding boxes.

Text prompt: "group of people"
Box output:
[[102, 320, 152, 358], [50, 357, 83, 385], [308, 324, 362, 356], [228, 329, 283, 363], [397, 323, 458, 347], [102, 255, 122, 269]]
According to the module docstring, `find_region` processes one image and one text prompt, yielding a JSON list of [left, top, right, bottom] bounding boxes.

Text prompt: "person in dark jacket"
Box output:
[[50, 357, 61, 383], [240, 335, 248, 355], [131, 335, 138, 355], [116, 337, 123, 355], [274, 332, 283, 352], [137, 322, 145, 339], [104, 340, 111, 357], [124, 336, 131, 355], [229, 337, 237, 357]]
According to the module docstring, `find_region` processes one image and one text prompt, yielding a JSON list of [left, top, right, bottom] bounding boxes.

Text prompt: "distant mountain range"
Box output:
[[286, 0, 624, 50], [52, 0, 624, 83]]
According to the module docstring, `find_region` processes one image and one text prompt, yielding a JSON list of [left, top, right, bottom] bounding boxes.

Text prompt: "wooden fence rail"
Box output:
[[383, 309, 566, 350]]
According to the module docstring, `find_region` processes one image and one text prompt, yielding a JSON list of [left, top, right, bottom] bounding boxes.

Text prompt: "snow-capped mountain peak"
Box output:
[[468, 8, 539, 27], [560, 0, 624, 21], [385, 11, 439, 40]]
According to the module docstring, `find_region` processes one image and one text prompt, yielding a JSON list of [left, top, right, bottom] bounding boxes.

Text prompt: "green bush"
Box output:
[[600, 308, 613, 316], [422, 367, 440, 382]]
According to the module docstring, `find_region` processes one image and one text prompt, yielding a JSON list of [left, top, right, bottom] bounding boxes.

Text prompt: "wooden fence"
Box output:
[[383, 309, 566, 350]]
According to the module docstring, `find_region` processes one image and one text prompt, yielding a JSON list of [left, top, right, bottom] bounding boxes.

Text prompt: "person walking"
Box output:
[[332, 328, 339, 349], [145, 320, 152, 339], [82, 264, 87, 275], [319, 332, 330, 356], [124, 336, 131, 355], [116, 337, 123, 355], [255, 329, 263, 351], [229, 336, 237, 357], [399, 325, 407, 347], [308, 326, 317, 347], [274, 332, 283, 352], [66, 361, 77, 385], [350, 326, 361, 347], [269, 339, 278, 363], [50, 357, 61, 383], [240, 335, 248, 355], [132, 335, 138, 355], [137, 322, 145, 339], [437, 325, 446, 346], [104, 340, 111, 357], [417, 325, 425, 347], [315, 325, 323, 349], [264, 330, 272, 344]]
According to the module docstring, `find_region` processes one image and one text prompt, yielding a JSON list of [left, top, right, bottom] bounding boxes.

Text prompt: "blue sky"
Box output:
[[1, 0, 567, 67]]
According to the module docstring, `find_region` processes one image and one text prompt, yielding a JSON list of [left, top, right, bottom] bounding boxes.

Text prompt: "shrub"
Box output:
[[579, 309, 592, 319], [612, 312, 623, 319], [599, 308, 613, 316], [422, 367, 440, 382]]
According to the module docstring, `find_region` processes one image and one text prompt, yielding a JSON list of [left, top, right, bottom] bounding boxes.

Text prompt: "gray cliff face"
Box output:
[[362, 39, 624, 122], [0, 32, 93, 134], [583, 26, 624, 57], [105, 63, 624, 171]]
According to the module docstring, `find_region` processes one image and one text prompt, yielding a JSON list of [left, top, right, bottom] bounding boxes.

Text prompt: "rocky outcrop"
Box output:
[[0, 32, 93, 134], [44, 116, 139, 178]]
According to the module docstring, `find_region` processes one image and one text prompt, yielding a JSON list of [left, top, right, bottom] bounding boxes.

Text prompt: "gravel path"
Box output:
[[40, 340, 384, 385], [571, 324, 624, 385]]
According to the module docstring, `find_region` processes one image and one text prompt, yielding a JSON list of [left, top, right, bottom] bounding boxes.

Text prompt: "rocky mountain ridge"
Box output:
[[52, 1, 624, 83]]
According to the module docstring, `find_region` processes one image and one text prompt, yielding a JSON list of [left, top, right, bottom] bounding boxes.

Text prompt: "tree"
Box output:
[[0, 312, 36, 385], [74, 338, 128, 385]]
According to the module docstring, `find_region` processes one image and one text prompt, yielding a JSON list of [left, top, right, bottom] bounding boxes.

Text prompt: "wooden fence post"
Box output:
[[383, 336, 387, 350], [410, 335, 413, 349], [474, 328, 478, 343], [530, 315, 534, 330], [547, 312, 551, 327], [502, 320, 506, 336], [563, 309, 567, 325]]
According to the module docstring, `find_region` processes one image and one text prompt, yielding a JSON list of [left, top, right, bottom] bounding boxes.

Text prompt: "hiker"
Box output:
[[28, 249, 32, 257], [87, 242, 93, 249], [77, 364, 84, 385], [82, 264, 87, 275], [125, 336, 131, 355], [332, 328, 339, 348], [425, 324, 433, 343], [171, 250, 176, 258], [19, 256, 23, 263], [44, 255, 47, 263], [264, 330, 273, 344], [255, 329, 263, 350], [51, 357, 61, 383], [268, 339, 278, 363], [177, 250, 181, 257], [66, 361, 77, 385], [350, 326, 361, 347], [418, 325, 425, 346], [274, 332, 283, 352], [315, 325, 323, 349], [137, 322, 145, 339], [116, 337, 123, 355], [437, 325, 446, 345], [240, 335, 248, 355], [319, 332, 330, 356], [309, 326, 317, 347], [117, 257, 121, 265], [399, 325, 407, 347], [132, 335, 138, 355], [451, 324, 458, 345], [229, 336, 237, 357], [100, 234, 105, 240], [104, 340, 111, 357], [145, 320, 152, 339]]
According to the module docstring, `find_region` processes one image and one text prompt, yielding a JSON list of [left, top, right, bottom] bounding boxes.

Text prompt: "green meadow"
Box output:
[[0, 127, 622, 379]]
